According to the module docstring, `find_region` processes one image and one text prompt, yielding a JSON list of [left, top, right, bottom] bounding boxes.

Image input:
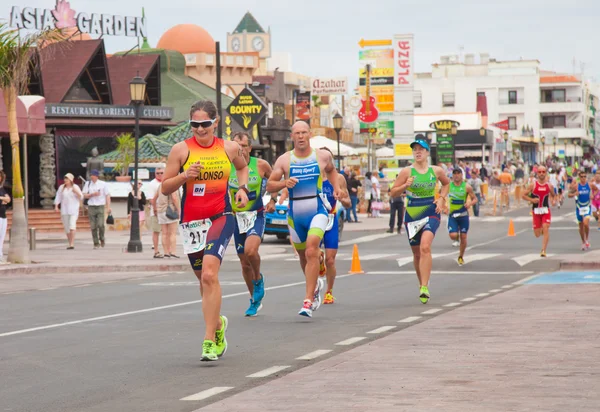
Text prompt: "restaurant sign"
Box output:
[[44, 104, 174, 120], [9, 0, 147, 37]]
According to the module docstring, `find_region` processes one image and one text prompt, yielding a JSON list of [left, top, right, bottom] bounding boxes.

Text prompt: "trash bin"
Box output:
[[29, 227, 36, 250]]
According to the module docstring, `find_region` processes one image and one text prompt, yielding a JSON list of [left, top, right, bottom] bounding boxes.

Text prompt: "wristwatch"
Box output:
[[269, 196, 277, 203], [238, 184, 250, 194]]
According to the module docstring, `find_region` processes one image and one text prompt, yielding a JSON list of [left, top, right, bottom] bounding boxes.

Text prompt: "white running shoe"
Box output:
[[311, 278, 324, 311], [452, 241, 460, 247]]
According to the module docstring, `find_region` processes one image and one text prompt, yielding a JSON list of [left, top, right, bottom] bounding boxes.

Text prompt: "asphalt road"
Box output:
[[0, 200, 589, 412]]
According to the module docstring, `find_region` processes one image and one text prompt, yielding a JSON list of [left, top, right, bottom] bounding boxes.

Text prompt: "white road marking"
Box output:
[[246, 366, 290, 378], [369, 271, 534, 275], [489, 289, 502, 293], [461, 297, 477, 302], [480, 216, 504, 222], [367, 326, 397, 334], [443, 302, 462, 307], [501, 285, 514, 289], [339, 233, 395, 247], [38, 287, 57, 291], [513, 274, 542, 284], [550, 227, 578, 230], [512, 253, 555, 267], [421, 308, 443, 315], [139, 281, 246, 287], [73, 284, 91, 288], [344, 253, 396, 261], [396, 256, 414, 268], [296, 349, 332, 360], [461, 253, 501, 263], [180, 386, 234, 401], [475, 293, 490, 297], [335, 337, 367, 346], [101, 280, 119, 284], [261, 253, 295, 261], [2, 291, 25, 295], [398, 316, 421, 323]]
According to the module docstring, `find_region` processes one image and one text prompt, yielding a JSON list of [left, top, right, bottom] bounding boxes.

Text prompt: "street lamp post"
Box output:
[[541, 136, 546, 163], [127, 75, 147, 253], [332, 112, 343, 170], [503, 131, 509, 164], [553, 137, 557, 160]]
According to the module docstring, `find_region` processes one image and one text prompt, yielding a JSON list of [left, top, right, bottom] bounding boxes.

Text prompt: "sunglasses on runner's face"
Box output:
[[189, 119, 217, 129]]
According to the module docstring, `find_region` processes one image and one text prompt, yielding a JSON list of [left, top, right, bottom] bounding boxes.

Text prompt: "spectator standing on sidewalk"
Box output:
[[468, 172, 483, 217], [0, 171, 10, 261], [347, 172, 361, 222], [54, 173, 82, 249], [387, 179, 404, 233], [364, 171, 373, 217], [154, 183, 180, 258], [82, 170, 111, 249], [128, 181, 147, 229], [370, 171, 382, 218], [146, 167, 164, 258]]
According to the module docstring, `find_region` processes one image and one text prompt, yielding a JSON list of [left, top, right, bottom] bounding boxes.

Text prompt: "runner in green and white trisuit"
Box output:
[[446, 168, 477, 266], [390, 138, 450, 304]]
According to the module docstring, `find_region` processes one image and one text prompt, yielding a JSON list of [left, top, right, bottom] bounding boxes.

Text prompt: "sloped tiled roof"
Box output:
[[233, 12, 266, 34], [540, 75, 581, 84], [39, 39, 104, 103], [107, 54, 160, 105]]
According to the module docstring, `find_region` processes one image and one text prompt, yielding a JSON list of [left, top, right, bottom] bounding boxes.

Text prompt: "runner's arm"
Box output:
[[226, 140, 249, 187], [435, 166, 451, 205], [522, 183, 537, 203], [465, 184, 477, 209], [320, 150, 341, 198], [259, 159, 279, 204], [389, 168, 411, 198], [567, 181, 578, 198], [266, 155, 288, 193], [162, 142, 189, 195], [337, 174, 351, 209]]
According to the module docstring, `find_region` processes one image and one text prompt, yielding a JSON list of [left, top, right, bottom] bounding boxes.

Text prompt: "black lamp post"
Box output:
[[332, 112, 343, 169], [553, 136, 557, 159], [541, 136, 546, 163], [127, 75, 147, 253], [503, 131, 509, 163]]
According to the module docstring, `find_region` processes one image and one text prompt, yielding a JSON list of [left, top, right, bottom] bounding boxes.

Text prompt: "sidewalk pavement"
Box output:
[[198, 282, 600, 412]]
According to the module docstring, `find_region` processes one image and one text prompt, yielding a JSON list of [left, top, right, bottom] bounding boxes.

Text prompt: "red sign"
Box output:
[[491, 119, 509, 130], [393, 35, 413, 88]]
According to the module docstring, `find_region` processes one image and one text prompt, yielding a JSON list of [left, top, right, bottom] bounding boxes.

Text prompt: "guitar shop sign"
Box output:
[[311, 77, 347, 96], [393, 34, 414, 88], [9, 0, 147, 37]]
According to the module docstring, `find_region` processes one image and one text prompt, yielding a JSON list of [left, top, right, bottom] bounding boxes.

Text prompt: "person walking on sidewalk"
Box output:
[[0, 171, 10, 261], [54, 173, 82, 250], [387, 180, 404, 234], [522, 166, 556, 257], [468, 171, 483, 217], [154, 183, 180, 258], [146, 167, 164, 258], [162, 100, 249, 362], [267, 121, 341, 318], [82, 170, 111, 249], [347, 172, 361, 223], [230, 131, 277, 317], [568, 171, 596, 251], [390, 138, 449, 304], [446, 168, 478, 266], [318, 147, 351, 305]]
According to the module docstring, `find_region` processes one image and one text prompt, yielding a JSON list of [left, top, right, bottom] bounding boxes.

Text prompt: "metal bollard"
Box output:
[[29, 227, 36, 250]]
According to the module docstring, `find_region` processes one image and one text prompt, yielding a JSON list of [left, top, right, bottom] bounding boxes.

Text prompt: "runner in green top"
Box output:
[[391, 137, 450, 304], [230, 132, 278, 317], [446, 168, 477, 266]]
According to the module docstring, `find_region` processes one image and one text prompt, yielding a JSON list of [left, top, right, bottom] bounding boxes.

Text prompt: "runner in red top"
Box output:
[[162, 100, 249, 362], [522, 166, 556, 257]]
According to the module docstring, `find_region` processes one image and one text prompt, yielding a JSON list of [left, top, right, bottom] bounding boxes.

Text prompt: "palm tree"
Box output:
[[0, 23, 63, 263]]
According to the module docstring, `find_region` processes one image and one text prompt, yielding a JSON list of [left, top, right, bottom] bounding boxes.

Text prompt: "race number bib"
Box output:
[[179, 219, 212, 255], [326, 213, 336, 231], [578, 206, 591, 215], [452, 211, 468, 218], [534, 207, 549, 215], [407, 217, 429, 239], [235, 211, 257, 234]]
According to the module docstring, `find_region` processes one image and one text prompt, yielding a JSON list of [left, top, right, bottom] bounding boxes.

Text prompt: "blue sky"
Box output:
[[6, 0, 599, 90]]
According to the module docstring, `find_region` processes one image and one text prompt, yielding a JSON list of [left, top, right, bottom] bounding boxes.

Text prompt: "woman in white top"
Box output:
[[370, 172, 381, 217], [54, 173, 83, 249], [153, 183, 180, 258]]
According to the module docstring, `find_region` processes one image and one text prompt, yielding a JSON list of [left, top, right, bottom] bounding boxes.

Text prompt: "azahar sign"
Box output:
[[9, 0, 147, 38]]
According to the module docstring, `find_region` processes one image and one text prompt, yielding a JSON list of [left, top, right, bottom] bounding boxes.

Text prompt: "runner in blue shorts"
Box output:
[[318, 147, 351, 305], [446, 167, 477, 266], [229, 132, 279, 317], [268, 121, 341, 318], [390, 137, 449, 304], [569, 170, 597, 251]]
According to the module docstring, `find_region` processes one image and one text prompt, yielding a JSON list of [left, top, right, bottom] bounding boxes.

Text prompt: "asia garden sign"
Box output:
[[226, 87, 267, 131], [9, 0, 147, 38]]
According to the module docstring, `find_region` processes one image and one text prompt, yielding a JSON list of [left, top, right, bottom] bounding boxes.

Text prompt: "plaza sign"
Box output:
[[9, 0, 147, 38]]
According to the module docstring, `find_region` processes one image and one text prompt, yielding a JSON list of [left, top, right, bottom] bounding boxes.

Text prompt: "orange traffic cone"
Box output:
[[348, 244, 364, 274], [507, 219, 516, 237]]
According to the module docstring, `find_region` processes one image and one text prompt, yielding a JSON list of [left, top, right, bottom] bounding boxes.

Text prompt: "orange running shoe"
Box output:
[[323, 291, 335, 304], [319, 249, 326, 277]]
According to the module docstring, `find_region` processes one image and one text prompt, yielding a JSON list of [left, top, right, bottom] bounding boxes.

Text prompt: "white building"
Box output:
[[414, 53, 598, 164]]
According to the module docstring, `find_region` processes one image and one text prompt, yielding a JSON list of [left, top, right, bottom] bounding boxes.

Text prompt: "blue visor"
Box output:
[[410, 139, 430, 151]]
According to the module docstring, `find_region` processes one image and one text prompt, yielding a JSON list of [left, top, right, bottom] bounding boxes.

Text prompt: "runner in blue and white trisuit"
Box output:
[[267, 121, 341, 318], [568, 171, 598, 250], [318, 147, 351, 305]]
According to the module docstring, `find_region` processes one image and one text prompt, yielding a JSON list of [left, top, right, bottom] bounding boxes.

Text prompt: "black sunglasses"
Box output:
[[189, 119, 217, 129]]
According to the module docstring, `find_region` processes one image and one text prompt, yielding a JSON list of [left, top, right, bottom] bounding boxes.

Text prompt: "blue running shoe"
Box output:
[[252, 273, 265, 304], [244, 299, 263, 317]]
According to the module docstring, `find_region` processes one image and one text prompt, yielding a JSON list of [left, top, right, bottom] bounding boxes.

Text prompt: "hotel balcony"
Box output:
[[539, 97, 585, 113], [540, 122, 588, 140]]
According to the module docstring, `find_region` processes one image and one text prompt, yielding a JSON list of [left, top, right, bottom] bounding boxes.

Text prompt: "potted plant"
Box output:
[[113, 133, 134, 182]]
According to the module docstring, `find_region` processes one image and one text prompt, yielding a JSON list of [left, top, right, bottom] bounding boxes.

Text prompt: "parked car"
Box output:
[[264, 195, 345, 240]]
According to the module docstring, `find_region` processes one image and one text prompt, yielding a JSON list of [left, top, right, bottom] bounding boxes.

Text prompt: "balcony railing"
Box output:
[[499, 98, 524, 105], [542, 122, 582, 129], [540, 96, 582, 103]]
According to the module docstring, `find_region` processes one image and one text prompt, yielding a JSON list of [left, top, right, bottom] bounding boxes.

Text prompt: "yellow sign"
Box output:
[[225, 116, 232, 126], [375, 94, 394, 103], [359, 67, 394, 78], [359, 86, 393, 96], [430, 120, 460, 131], [226, 87, 267, 131], [358, 38, 392, 48], [394, 143, 412, 157], [225, 126, 232, 136], [377, 103, 394, 112]]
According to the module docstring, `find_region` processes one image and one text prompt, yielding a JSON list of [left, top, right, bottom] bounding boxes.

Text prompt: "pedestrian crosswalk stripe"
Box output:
[[512, 253, 555, 267], [460, 253, 501, 263]]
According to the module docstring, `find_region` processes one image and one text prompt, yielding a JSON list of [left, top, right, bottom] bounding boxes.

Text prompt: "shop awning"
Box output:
[[0, 92, 46, 136]]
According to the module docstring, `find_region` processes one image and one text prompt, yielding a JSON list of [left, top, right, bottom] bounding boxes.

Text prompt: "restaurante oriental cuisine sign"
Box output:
[[9, 0, 147, 38]]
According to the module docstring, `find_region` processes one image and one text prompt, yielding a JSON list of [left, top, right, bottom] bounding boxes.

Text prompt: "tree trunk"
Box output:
[[4, 86, 30, 263]]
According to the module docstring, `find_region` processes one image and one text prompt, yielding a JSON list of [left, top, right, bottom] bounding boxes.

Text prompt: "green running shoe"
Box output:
[[215, 315, 228, 357], [201, 340, 218, 362], [419, 286, 430, 304]]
